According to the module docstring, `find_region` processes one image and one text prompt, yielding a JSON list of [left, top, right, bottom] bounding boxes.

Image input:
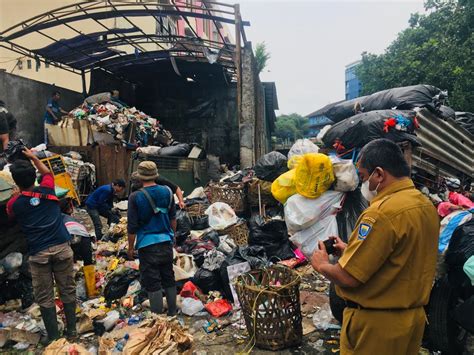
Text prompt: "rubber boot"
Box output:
[[40, 307, 59, 343], [148, 290, 164, 314], [164, 286, 177, 316], [83, 265, 98, 298], [63, 302, 77, 338]]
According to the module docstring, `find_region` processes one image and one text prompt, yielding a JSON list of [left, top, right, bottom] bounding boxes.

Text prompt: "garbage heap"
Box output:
[[68, 94, 172, 147]]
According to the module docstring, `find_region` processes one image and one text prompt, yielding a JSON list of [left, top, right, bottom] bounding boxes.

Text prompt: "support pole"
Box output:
[[235, 4, 242, 129], [81, 70, 87, 98]]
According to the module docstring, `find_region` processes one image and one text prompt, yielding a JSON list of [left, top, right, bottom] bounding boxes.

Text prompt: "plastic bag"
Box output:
[[285, 191, 344, 234], [180, 281, 202, 300], [271, 170, 297, 204], [331, 157, 359, 192], [191, 215, 209, 230], [248, 215, 294, 261], [219, 246, 268, 301], [159, 143, 192, 157], [290, 215, 339, 258], [205, 299, 233, 317], [295, 153, 335, 199], [205, 202, 238, 230], [192, 268, 222, 294], [2, 252, 23, 272], [454, 295, 474, 333], [287, 139, 319, 169], [254, 152, 288, 182], [176, 210, 192, 236], [445, 219, 474, 267], [312, 303, 339, 331], [103, 270, 140, 302], [181, 298, 204, 316]]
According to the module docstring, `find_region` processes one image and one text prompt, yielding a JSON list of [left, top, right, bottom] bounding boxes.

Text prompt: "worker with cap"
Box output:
[[127, 161, 177, 316], [311, 138, 439, 355]]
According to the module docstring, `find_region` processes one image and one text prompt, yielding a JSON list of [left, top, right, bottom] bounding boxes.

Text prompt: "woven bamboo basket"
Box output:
[[217, 220, 249, 246], [247, 179, 278, 207], [208, 182, 247, 215], [186, 203, 209, 218], [235, 266, 302, 351]]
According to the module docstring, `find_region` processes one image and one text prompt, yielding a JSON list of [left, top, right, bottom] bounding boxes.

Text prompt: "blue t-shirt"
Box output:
[[85, 184, 114, 211], [127, 185, 176, 249], [44, 98, 60, 124], [7, 173, 71, 255]]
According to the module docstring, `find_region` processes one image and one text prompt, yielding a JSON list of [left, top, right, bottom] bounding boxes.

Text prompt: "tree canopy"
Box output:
[[274, 113, 309, 142], [356, 0, 473, 112], [255, 42, 271, 75]]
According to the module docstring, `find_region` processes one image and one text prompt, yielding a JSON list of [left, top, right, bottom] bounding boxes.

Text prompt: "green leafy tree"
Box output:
[[356, 0, 474, 112], [274, 113, 309, 143], [255, 42, 271, 75]]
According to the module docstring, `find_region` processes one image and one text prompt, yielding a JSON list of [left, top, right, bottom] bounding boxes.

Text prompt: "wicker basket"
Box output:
[[217, 220, 249, 246], [186, 203, 209, 218], [235, 266, 302, 351], [208, 182, 247, 215], [247, 179, 277, 207]]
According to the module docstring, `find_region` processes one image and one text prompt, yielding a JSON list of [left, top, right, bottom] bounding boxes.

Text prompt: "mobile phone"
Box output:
[[323, 239, 337, 255]]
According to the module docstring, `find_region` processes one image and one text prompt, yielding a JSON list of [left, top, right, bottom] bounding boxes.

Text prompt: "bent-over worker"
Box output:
[[311, 139, 439, 355], [85, 179, 125, 240]]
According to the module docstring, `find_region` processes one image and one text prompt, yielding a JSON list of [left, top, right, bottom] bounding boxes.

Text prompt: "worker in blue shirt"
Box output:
[[85, 179, 125, 240], [43, 91, 68, 144]]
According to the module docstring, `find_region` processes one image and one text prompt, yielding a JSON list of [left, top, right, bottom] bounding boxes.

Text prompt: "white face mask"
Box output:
[[361, 169, 380, 202]]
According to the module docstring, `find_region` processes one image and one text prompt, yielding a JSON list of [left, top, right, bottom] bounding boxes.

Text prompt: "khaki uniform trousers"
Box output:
[[340, 306, 426, 355]]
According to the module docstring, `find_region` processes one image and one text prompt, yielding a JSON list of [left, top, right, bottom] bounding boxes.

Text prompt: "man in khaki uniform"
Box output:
[[312, 139, 439, 355]]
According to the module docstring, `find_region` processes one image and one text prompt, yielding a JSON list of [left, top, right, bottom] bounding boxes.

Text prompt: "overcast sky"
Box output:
[[228, 0, 426, 116]]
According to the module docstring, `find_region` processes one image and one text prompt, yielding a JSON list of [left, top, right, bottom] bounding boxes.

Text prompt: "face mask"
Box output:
[[361, 169, 381, 202]]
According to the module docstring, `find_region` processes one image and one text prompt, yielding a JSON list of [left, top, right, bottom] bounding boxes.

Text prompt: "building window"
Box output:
[[27, 59, 32, 69], [203, 20, 210, 38], [17, 60, 23, 70]]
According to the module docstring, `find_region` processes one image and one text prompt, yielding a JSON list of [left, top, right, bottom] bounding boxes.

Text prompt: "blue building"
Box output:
[[306, 109, 334, 137], [345, 60, 362, 100]]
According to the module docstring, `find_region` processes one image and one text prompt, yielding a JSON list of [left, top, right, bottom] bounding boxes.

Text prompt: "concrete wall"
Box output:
[[0, 70, 83, 146]]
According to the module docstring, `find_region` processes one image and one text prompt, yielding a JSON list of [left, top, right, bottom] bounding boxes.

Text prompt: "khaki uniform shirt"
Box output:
[[337, 179, 439, 309]]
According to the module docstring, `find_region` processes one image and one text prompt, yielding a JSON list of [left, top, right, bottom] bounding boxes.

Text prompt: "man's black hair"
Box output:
[[10, 160, 36, 189], [0, 100, 5, 106], [358, 139, 410, 178], [52, 90, 60, 97], [112, 178, 126, 188]]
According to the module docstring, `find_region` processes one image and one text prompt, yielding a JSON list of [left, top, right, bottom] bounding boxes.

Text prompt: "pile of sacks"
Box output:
[[262, 139, 360, 257]]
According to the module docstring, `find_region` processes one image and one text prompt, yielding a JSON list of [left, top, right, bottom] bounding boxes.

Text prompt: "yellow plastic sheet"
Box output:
[[271, 169, 297, 204]]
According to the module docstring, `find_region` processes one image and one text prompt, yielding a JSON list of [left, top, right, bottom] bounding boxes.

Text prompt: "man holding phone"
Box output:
[[311, 139, 439, 355]]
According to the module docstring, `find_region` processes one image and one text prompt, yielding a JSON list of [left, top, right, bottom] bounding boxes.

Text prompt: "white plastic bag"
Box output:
[[290, 215, 338, 258], [285, 191, 344, 234], [316, 125, 332, 143], [330, 156, 359, 192], [287, 139, 319, 169], [205, 202, 238, 230], [181, 297, 204, 316]]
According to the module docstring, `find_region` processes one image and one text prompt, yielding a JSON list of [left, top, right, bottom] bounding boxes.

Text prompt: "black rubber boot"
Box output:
[[63, 302, 77, 337], [40, 307, 59, 343], [148, 290, 164, 314], [164, 286, 177, 316]]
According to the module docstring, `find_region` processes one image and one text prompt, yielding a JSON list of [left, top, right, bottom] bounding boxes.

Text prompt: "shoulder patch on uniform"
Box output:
[[358, 223, 372, 240], [362, 216, 376, 224]]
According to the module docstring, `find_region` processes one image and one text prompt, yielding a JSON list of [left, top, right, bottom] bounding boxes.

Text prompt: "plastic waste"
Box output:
[[204, 299, 233, 317], [254, 151, 288, 182], [87, 346, 98, 355], [100, 310, 120, 332], [205, 202, 238, 230], [287, 139, 319, 169], [76, 278, 87, 301], [181, 298, 205, 316], [284, 191, 344, 234], [331, 156, 359, 192], [290, 215, 339, 258], [271, 169, 297, 204], [2, 252, 23, 272], [312, 303, 340, 331], [464, 255, 474, 286], [114, 334, 129, 353], [295, 153, 335, 199]]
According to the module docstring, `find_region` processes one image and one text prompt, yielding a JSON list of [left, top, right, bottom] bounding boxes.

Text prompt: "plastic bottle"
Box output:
[[114, 334, 129, 352]]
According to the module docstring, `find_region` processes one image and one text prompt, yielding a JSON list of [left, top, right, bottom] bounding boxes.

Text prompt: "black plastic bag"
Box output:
[[454, 295, 474, 333], [159, 143, 192, 157], [319, 85, 442, 123], [254, 152, 288, 182], [104, 269, 140, 303], [0, 276, 34, 309], [219, 246, 268, 301], [248, 216, 294, 261], [322, 110, 419, 150], [192, 267, 222, 294], [445, 219, 474, 267], [5, 140, 28, 163], [176, 210, 192, 236], [191, 215, 209, 230]]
